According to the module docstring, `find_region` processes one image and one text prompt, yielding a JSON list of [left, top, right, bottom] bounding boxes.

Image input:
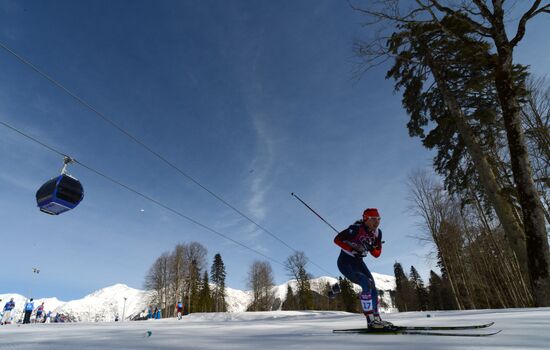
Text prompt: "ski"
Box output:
[[401, 329, 501, 337], [332, 328, 501, 337], [395, 321, 494, 331], [334, 321, 494, 332]]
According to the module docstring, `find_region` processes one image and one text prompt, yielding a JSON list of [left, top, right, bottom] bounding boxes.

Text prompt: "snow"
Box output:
[[0, 294, 66, 323], [0, 274, 396, 322], [1, 308, 549, 349], [58, 284, 153, 322]]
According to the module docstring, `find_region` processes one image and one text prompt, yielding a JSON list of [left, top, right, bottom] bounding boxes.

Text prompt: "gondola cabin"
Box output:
[[36, 174, 84, 215]]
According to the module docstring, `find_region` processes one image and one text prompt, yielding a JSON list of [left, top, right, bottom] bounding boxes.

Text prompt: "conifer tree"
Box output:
[[428, 270, 444, 310], [394, 262, 417, 311], [410, 266, 429, 311], [338, 277, 359, 313], [188, 259, 201, 313], [210, 253, 227, 312], [198, 271, 213, 312], [354, 1, 550, 305], [440, 269, 459, 310], [282, 285, 296, 310]]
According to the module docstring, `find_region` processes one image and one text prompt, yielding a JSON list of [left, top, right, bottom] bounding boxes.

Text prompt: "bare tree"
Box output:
[[247, 260, 275, 311], [284, 251, 313, 310], [184, 242, 207, 313], [522, 77, 550, 223], [407, 170, 534, 308], [144, 252, 170, 316], [168, 244, 188, 317]]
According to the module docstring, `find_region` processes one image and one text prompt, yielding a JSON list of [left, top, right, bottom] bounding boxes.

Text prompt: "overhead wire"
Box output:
[[0, 119, 285, 268], [0, 41, 334, 277]]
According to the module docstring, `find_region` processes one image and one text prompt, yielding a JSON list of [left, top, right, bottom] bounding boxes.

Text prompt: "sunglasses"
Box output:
[[366, 216, 381, 220]]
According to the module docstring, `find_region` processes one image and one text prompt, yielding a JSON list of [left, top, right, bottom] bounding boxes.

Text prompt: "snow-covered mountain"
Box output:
[[0, 293, 67, 323], [57, 284, 153, 322], [1, 274, 395, 322]]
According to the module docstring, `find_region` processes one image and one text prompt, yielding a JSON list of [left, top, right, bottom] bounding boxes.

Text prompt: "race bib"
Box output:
[[360, 298, 373, 312]]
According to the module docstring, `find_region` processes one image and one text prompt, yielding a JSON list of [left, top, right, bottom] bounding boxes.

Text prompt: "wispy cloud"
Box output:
[[246, 111, 276, 221]]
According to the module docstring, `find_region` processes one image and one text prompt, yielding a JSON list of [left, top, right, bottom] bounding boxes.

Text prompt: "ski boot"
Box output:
[[366, 314, 394, 330]]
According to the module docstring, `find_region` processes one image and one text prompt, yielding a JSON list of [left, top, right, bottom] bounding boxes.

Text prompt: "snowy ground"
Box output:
[[0, 308, 548, 349]]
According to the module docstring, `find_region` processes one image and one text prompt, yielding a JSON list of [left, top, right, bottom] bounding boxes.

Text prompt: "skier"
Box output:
[[176, 301, 184, 320], [23, 298, 34, 324], [1, 298, 15, 325], [333, 208, 393, 329]]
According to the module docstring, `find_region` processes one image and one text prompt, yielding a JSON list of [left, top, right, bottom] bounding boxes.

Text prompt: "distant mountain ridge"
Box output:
[[0, 274, 395, 322]]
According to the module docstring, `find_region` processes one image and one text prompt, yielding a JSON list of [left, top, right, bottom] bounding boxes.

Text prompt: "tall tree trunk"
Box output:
[[424, 51, 531, 285], [492, 39, 550, 306]]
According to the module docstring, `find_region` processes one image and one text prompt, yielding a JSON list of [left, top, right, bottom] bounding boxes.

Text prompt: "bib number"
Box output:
[[361, 299, 373, 312]]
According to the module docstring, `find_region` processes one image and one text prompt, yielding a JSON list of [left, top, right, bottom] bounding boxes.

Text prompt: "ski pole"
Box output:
[[290, 192, 339, 233]]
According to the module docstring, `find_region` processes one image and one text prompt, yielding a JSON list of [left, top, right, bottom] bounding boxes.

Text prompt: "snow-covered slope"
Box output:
[[2, 308, 549, 349], [1, 274, 395, 322]]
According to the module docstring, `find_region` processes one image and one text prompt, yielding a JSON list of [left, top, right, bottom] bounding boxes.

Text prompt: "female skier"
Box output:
[[333, 208, 393, 329]]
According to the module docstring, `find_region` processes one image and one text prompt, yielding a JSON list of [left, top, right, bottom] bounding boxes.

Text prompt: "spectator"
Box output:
[[23, 299, 34, 324], [35, 302, 45, 323], [45, 311, 52, 323], [154, 307, 161, 319], [1, 298, 15, 325]]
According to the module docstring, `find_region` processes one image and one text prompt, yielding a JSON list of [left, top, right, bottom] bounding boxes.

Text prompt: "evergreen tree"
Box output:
[[410, 266, 429, 311], [210, 253, 227, 312], [428, 270, 444, 310], [339, 277, 359, 313], [440, 269, 459, 310], [394, 262, 417, 311], [198, 271, 213, 312], [282, 285, 296, 310], [321, 282, 332, 311], [188, 259, 201, 313], [355, 0, 550, 307]]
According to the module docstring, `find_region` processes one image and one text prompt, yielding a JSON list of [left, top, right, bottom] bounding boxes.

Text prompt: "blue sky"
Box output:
[[0, 0, 548, 301]]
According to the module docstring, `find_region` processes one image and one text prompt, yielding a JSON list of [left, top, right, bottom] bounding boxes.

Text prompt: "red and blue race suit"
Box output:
[[334, 220, 383, 315]]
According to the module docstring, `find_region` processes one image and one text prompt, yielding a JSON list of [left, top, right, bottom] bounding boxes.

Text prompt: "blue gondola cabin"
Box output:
[[36, 174, 84, 215]]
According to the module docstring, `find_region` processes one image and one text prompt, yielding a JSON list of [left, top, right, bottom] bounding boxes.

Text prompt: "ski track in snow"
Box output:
[[1, 308, 549, 349]]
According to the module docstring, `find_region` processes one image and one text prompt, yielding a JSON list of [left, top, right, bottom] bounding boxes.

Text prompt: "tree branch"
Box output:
[[429, 0, 492, 34], [472, 0, 496, 24], [348, 0, 428, 24], [510, 1, 546, 47]]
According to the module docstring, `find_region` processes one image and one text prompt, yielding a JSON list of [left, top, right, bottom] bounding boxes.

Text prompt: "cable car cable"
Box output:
[[0, 42, 333, 276], [0, 119, 284, 267]]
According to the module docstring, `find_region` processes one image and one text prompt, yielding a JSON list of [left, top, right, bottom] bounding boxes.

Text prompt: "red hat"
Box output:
[[363, 208, 380, 220]]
